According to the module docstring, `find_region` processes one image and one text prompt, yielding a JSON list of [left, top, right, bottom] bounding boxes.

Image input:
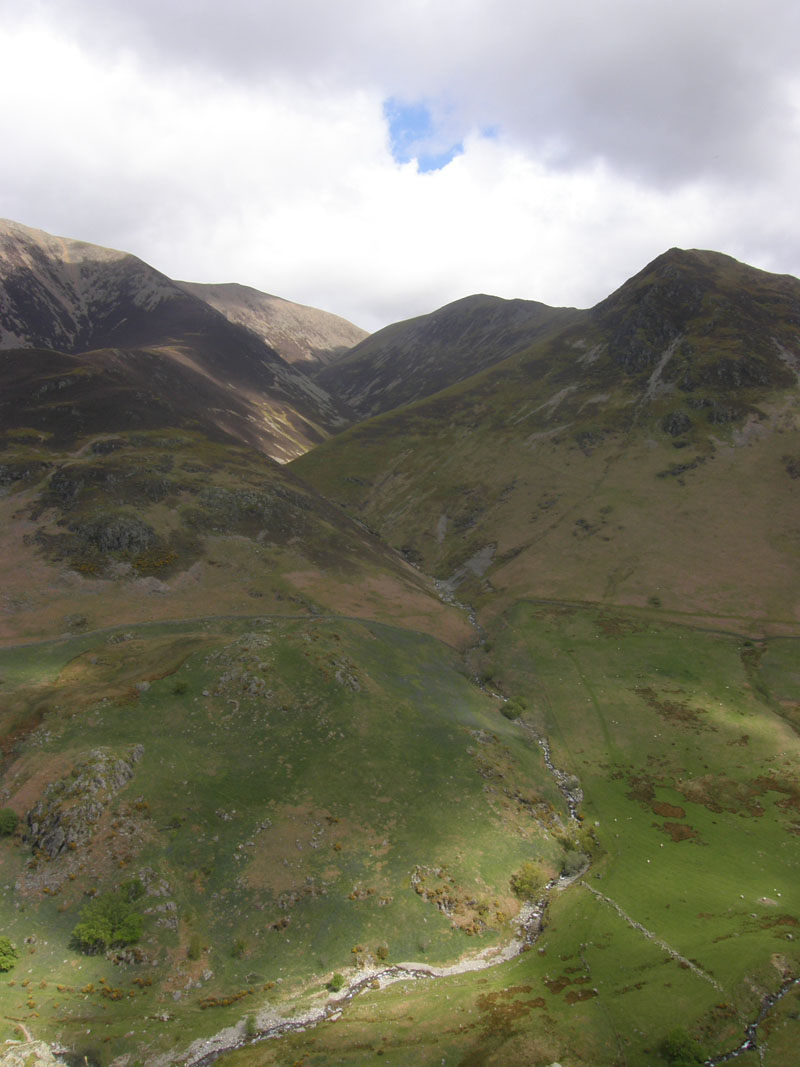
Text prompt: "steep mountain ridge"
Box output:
[[295, 248, 800, 628], [0, 220, 351, 461], [178, 280, 368, 368], [316, 292, 581, 417], [591, 247, 800, 382], [0, 218, 212, 354]]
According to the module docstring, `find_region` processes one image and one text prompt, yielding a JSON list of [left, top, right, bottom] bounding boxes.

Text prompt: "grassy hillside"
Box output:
[[316, 294, 580, 417], [215, 604, 800, 1066], [0, 614, 568, 1064], [8, 604, 797, 1066], [294, 250, 800, 630], [2, 246, 799, 1067]]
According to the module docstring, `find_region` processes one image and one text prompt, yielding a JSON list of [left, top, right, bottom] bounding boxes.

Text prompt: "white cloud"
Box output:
[[1, 3, 799, 331]]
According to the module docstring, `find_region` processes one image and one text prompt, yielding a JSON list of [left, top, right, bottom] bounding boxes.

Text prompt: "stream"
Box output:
[[705, 976, 800, 1065], [526, 727, 583, 822], [183, 899, 548, 1067]]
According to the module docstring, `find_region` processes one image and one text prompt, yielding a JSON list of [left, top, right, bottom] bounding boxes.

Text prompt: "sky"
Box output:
[[1, 0, 799, 332]]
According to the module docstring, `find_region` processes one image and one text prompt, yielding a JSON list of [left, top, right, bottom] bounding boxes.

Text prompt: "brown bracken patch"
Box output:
[[677, 774, 800, 818], [659, 821, 700, 842], [565, 988, 599, 1004], [633, 686, 710, 730], [543, 973, 592, 995], [652, 801, 687, 819], [759, 915, 799, 930], [753, 776, 800, 814], [476, 986, 544, 1035], [626, 775, 656, 806]]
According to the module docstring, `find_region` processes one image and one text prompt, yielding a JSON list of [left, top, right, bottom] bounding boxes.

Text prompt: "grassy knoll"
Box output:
[[0, 616, 564, 1063]]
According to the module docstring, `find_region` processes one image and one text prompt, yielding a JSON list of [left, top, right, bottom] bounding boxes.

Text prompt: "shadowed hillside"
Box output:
[[0, 220, 353, 461], [316, 293, 580, 417]]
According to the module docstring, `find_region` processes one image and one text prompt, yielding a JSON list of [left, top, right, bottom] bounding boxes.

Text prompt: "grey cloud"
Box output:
[[12, 0, 800, 189]]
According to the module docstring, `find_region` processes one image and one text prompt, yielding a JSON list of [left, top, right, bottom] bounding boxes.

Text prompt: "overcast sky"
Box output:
[[2, 0, 799, 331]]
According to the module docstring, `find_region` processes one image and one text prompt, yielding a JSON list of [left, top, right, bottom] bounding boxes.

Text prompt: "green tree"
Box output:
[[510, 860, 547, 900], [0, 936, 18, 972], [71, 879, 144, 954]]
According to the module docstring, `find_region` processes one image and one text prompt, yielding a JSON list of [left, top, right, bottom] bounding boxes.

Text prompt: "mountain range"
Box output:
[[0, 220, 355, 461], [0, 222, 798, 1067]]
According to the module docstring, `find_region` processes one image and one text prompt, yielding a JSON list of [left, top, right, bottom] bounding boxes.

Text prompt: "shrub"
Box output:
[[70, 879, 144, 954], [0, 808, 19, 836], [561, 850, 588, 878], [0, 937, 18, 972], [660, 1028, 706, 1065], [510, 860, 547, 900], [232, 937, 247, 958], [328, 972, 345, 992]]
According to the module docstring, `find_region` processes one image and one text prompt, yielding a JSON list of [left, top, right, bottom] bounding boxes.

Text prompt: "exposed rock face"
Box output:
[[661, 411, 692, 436], [73, 515, 158, 555], [592, 248, 800, 386], [0, 1040, 66, 1067], [26, 745, 144, 858]]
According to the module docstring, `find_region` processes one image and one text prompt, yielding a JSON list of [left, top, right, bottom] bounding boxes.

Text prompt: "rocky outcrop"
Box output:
[[26, 745, 143, 858], [661, 411, 692, 436], [0, 1040, 65, 1066], [73, 515, 158, 555]]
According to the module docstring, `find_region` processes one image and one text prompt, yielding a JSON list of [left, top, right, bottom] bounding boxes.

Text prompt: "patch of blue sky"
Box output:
[[383, 96, 464, 173]]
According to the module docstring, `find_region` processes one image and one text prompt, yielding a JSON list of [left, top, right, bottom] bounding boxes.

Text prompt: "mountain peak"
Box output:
[[177, 279, 368, 367], [590, 245, 800, 376], [0, 219, 355, 460]]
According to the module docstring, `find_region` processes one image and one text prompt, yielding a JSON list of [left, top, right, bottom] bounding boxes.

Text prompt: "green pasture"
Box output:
[[0, 615, 563, 1062], [215, 604, 800, 1066]]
